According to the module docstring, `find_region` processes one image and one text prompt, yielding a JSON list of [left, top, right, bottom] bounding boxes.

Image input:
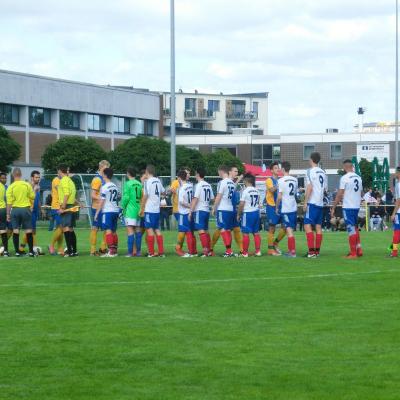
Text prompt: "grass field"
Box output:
[[1, 228, 399, 399]]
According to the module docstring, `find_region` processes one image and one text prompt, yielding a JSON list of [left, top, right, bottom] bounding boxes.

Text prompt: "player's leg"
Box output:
[[253, 212, 262, 256], [210, 228, 221, 254], [273, 225, 286, 253], [125, 221, 135, 257], [0, 209, 9, 256], [175, 214, 187, 256], [219, 211, 233, 257], [266, 206, 279, 255], [10, 209, 21, 256], [112, 213, 119, 255], [314, 206, 323, 256], [89, 208, 99, 255], [304, 204, 316, 257], [284, 212, 297, 257], [197, 211, 211, 257], [390, 215, 400, 257], [134, 221, 143, 256]]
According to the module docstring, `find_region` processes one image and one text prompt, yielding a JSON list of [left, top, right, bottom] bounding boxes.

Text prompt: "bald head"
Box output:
[[12, 168, 22, 179]]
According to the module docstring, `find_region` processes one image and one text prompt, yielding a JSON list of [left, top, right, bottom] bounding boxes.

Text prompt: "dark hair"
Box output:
[[269, 161, 280, 170], [230, 165, 239, 171], [343, 159, 353, 165], [31, 170, 40, 178], [140, 169, 146, 177], [310, 152, 321, 164], [57, 164, 68, 174], [103, 168, 114, 180], [177, 169, 187, 180], [0, 172, 6, 178], [146, 164, 156, 176], [183, 166, 191, 173], [243, 173, 255, 186], [281, 161, 291, 172], [126, 166, 136, 178], [396, 166, 400, 172], [218, 165, 229, 174], [196, 167, 206, 179]]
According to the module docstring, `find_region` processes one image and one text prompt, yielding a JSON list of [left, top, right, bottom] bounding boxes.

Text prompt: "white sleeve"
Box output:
[[278, 179, 284, 193], [240, 189, 246, 202], [218, 181, 226, 195], [144, 181, 149, 195], [306, 169, 312, 186], [178, 188, 184, 203], [194, 184, 201, 199], [396, 183, 400, 200], [100, 186, 107, 199], [324, 173, 328, 191], [339, 176, 346, 190]]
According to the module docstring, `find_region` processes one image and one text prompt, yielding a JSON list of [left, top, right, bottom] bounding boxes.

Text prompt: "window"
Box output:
[[231, 100, 246, 114], [114, 117, 130, 134], [88, 114, 106, 132], [185, 98, 196, 112], [303, 144, 315, 160], [330, 143, 342, 159], [212, 145, 237, 156], [252, 102, 259, 113], [252, 144, 281, 166], [137, 119, 154, 136], [29, 107, 51, 127], [0, 103, 19, 125], [60, 110, 80, 130], [208, 100, 220, 112]]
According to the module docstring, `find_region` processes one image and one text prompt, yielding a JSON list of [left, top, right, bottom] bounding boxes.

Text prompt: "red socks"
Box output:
[[105, 233, 118, 254], [306, 232, 315, 254], [254, 233, 261, 253], [199, 233, 209, 254], [242, 235, 250, 254], [288, 236, 296, 253], [156, 234, 164, 255], [221, 230, 232, 253], [348, 234, 357, 256], [315, 233, 323, 254], [147, 235, 155, 255]]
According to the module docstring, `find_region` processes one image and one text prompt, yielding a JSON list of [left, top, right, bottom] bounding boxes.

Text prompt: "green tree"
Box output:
[[0, 125, 21, 172], [203, 149, 244, 176], [358, 158, 373, 189], [176, 145, 205, 172], [41, 136, 107, 173]]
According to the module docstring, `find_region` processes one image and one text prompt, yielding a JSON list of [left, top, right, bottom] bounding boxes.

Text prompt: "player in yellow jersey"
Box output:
[[89, 160, 109, 256], [0, 172, 10, 256], [48, 173, 64, 255], [265, 162, 286, 256]]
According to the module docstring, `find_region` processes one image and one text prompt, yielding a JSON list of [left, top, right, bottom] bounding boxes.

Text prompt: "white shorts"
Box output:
[[124, 217, 140, 227]]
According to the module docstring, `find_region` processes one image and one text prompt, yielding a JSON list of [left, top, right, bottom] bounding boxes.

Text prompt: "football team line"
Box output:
[[2, 151, 400, 259]]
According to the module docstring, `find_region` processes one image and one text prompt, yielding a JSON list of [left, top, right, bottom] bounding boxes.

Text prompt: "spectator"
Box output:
[[330, 206, 345, 231], [369, 195, 387, 231], [160, 192, 172, 231], [358, 201, 367, 230], [322, 191, 331, 231], [363, 188, 377, 204]]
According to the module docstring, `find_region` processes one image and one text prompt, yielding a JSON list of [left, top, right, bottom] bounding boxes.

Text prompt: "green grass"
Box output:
[[0, 229, 399, 399]]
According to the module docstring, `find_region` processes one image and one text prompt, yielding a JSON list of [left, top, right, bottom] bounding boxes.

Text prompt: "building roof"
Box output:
[[163, 91, 268, 98]]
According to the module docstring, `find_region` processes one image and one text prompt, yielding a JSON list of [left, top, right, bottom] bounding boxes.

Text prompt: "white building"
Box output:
[[163, 91, 268, 135]]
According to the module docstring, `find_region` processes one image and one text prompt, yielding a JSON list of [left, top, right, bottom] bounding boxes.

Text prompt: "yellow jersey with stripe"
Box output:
[[265, 177, 278, 206], [58, 176, 76, 205], [0, 183, 6, 209], [6, 180, 35, 208], [51, 177, 61, 210], [91, 175, 103, 210], [171, 179, 180, 214]]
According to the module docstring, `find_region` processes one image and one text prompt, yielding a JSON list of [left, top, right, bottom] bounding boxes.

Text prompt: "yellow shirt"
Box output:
[[6, 180, 35, 208], [171, 179, 180, 214], [58, 176, 76, 206], [91, 176, 103, 210], [265, 177, 278, 206], [51, 177, 61, 210], [0, 183, 6, 209]]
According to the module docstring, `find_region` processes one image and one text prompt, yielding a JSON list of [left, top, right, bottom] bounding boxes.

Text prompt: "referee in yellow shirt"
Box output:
[[6, 168, 36, 257], [0, 172, 9, 256], [57, 165, 78, 257]]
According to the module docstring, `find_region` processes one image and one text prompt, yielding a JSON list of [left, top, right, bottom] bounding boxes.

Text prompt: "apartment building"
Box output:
[[163, 91, 268, 135]]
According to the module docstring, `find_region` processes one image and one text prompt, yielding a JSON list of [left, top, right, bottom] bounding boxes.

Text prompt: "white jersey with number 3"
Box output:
[[144, 177, 165, 213], [306, 167, 327, 207], [340, 172, 362, 209], [101, 182, 121, 213], [217, 178, 235, 212], [278, 176, 298, 213], [240, 186, 261, 212], [194, 180, 214, 212], [178, 182, 194, 215]]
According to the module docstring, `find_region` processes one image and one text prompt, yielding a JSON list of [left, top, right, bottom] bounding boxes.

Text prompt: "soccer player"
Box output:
[[237, 173, 261, 257], [122, 166, 143, 257], [191, 167, 214, 257], [90, 160, 109, 256], [141, 165, 165, 257], [95, 168, 120, 257], [276, 161, 298, 258], [212, 165, 235, 257], [266, 161, 286, 256], [58, 165, 78, 257], [48, 172, 64, 256], [176, 169, 196, 257], [6, 168, 36, 257], [389, 167, 400, 257], [0, 172, 9, 256], [303, 152, 327, 258]]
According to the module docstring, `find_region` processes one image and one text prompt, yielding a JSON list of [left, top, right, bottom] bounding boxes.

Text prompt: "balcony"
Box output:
[[226, 111, 258, 122], [184, 109, 216, 121], [163, 109, 171, 118]]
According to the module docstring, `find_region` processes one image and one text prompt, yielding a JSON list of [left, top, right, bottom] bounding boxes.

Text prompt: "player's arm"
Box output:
[[140, 184, 148, 217], [91, 178, 101, 201], [237, 200, 245, 221], [266, 178, 277, 193], [212, 193, 222, 216], [6, 186, 13, 222], [276, 192, 283, 214], [391, 198, 400, 221], [303, 171, 313, 212], [121, 183, 130, 211], [331, 189, 344, 218]]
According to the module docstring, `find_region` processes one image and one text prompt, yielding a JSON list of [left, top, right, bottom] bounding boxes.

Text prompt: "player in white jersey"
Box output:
[[276, 161, 298, 258], [388, 167, 400, 257], [212, 165, 235, 257], [237, 174, 261, 257], [141, 165, 165, 257], [191, 167, 214, 257], [175, 169, 196, 257], [303, 152, 327, 258], [94, 168, 121, 257], [331, 159, 363, 258]]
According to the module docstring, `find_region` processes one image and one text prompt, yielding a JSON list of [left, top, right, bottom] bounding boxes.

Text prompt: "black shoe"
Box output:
[[15, 252, 22, 257], [3, 251, 10, 257], [28, 252, 37, 258]]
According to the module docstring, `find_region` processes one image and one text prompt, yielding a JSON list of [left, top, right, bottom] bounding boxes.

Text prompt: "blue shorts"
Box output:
[[216, 210, 235, 230], [92, 208, 103, 229], [240, 211, 260, 234], [174, 213, 179, 222], [282, 212, 297, 229], [267, 205, 281, 226], [51, 209, 61, 226], [193, 211, 210, 231], [144, 212, 160, 230], [102, 212, 119, 232], [31, 212, 39, 230], [232, 208, 240, 228], [304, 204, 323, 226], [140, 218, 145, 229], [343, 209, 359, 226], [393, 214, 400, 231], [178, 213, 195, 232]]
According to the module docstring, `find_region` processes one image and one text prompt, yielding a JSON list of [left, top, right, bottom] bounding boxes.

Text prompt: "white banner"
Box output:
[[357, 143, 390, 163]]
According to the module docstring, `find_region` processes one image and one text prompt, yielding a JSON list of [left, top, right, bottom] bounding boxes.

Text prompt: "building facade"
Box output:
[[0, 70, 162, 172], [163, 91, 268, 135]]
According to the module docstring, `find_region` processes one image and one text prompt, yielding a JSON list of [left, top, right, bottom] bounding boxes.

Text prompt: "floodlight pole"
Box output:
[[396, 0, 399, 167], [170, 0, 176, 180]]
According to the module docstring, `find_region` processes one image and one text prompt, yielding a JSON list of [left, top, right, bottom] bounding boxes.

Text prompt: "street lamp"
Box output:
[[170, 0, 176, 180]]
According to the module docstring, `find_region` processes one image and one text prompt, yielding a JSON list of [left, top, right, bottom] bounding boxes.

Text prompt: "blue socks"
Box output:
[[135, 232, 142, 254], [127, 234, 134, 255]]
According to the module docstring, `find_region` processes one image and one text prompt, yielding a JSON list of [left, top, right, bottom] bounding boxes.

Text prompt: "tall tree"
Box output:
[[203, 149, 244, 176], [0, 125, 21, 172]]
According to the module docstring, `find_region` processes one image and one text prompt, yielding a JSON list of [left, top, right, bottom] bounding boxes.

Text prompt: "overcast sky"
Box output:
[[0, 0, 397, 133]]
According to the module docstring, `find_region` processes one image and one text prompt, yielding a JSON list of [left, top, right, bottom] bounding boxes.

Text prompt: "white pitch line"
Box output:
[[0, 269, 398, 289]]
